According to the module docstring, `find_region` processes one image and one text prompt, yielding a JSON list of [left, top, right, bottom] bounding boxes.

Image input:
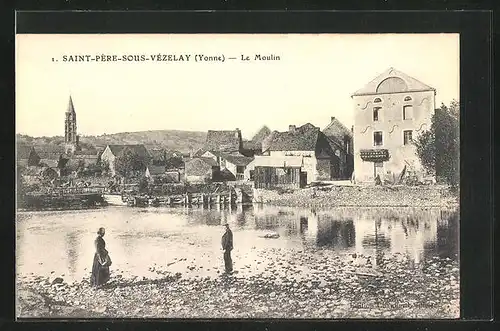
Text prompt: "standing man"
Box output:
[[221, 223, 233, 273]]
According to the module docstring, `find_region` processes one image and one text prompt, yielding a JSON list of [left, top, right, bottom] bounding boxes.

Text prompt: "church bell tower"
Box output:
[[64, 95, 80, 154]]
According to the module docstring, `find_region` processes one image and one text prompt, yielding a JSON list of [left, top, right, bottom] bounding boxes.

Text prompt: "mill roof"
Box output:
[[352, 67, 435, 96], [265, 123, 320, 152]]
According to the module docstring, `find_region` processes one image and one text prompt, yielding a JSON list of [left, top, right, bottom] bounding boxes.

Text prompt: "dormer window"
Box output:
[[404, 96, 412, 102], [374, 98, 382, 103]]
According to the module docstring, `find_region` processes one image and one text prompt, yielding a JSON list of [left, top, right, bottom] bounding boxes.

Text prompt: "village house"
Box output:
[[259, 123, 338, 185], [322, 117, 354, 179], [100, 144, 151, 176], [200, 150, 255, 181], [184, 157, 219, 183], [351, 67, 436, 183], [196, 128, 256, 181]]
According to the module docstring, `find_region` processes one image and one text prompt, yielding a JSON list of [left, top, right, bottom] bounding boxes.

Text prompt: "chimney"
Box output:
[[289, 125, 296, 133], [351, 125, 354, 133], [235, 128, 240, 138], [331, 116, 335, 122]]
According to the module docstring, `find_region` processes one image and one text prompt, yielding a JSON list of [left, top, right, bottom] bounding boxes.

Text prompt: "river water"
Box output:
[[16, 204, 459, 283]]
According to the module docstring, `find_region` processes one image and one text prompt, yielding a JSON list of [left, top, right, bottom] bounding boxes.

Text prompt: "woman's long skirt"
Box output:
[[90, 253, 110, 287]]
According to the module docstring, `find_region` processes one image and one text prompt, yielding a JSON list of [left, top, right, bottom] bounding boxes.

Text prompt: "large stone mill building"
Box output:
[[351, 67, 436, 183]]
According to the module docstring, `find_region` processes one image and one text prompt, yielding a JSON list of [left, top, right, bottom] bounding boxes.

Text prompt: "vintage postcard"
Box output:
[[15, 33, 460, 319]]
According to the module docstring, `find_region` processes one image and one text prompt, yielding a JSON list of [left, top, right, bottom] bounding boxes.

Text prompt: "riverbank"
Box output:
[[254, 185, 458, 208], [17, 249, 459, 319]]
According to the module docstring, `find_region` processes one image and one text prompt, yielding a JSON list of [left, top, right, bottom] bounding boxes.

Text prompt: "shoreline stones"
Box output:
[[17, 251, 459, 319]]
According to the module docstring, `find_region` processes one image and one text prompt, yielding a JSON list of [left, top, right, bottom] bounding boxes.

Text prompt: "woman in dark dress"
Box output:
[[91, 227, 111, 287]]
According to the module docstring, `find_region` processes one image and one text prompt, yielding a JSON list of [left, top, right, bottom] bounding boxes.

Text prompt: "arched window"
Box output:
[[374, 98, 382, 103], [404, 96, 412, 101]]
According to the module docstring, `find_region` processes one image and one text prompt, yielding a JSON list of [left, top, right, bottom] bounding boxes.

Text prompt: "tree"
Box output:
[[415, 100, 459, 187], [114, 147, 146, 179]]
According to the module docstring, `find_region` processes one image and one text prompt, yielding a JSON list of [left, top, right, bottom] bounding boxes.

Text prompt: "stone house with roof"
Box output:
[[200, 150, 255, 181], [100, 144, 151, 176], [261, 123, 338, 184], [322, 117, 354, 179], [351, 67, 436, 182], [201, 128, 256, 181]]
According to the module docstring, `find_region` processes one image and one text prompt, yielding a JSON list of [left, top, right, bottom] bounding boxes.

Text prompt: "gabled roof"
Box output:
[[323, 117, 352, 141], [147, 165, 166, 176], [251, 126, 272, 143], [106, 144, 150, 159], [265, 123, 320, 152], [205, 130, 241, 153], [352, 67, 435, 96], [185, 157, 217, 176]]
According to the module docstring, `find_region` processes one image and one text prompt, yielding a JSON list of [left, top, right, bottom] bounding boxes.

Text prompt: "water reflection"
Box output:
[[316, 217, 355, 249], [16, 205, 459, 282], [65, 231, 79, 277]]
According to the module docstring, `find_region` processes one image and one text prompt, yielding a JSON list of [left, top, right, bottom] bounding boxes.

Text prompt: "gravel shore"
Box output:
[[254, 185, 458, 208], [17, 248, 459, 319]]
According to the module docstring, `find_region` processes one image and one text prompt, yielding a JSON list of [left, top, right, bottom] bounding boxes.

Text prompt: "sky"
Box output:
[[16, 34, 459, 140]]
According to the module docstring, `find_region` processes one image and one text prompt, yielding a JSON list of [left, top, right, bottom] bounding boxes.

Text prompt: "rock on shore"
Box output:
[[17, 250, 459, 319]]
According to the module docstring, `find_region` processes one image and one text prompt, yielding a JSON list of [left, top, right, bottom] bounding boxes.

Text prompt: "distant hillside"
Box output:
[[16, 130, 208, 153]]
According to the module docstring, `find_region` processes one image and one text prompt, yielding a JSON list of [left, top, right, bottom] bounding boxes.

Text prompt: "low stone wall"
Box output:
[[253, 185, 458, 208]]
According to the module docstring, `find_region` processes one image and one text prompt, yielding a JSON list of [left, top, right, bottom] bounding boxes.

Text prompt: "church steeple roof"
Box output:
[[66, 95, 75, 113]]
